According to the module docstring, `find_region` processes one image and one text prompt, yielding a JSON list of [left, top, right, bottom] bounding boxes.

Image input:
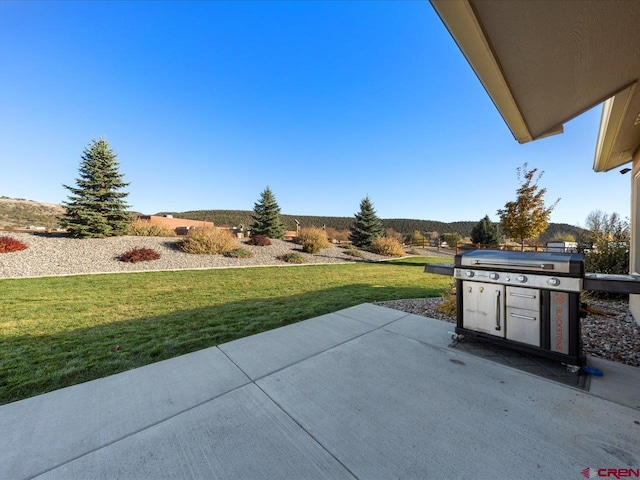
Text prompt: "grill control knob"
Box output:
[[489, 273, 499, 280], [465, 270, 474, 278], [548, 277, 560, 286], [516, 275, 527, 283]]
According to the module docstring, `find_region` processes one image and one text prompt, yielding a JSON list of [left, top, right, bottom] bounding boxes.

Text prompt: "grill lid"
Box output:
[[455, 250, 584, 276]]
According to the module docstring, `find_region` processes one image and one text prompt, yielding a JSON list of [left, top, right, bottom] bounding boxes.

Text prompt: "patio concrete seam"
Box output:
[[334, 309, 412, 328], [380, 324, 453, 350], [27, 381, 253, 480], [251, 381, 361, 480], [238, 326, 386, 382], [216, 344, 362, 479]]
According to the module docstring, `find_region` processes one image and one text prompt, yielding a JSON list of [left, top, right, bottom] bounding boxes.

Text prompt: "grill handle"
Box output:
[[472, 260, 554, 270], [509, 313, 537, 321], [509, 292, 537, 299], [494, 290, 501, 331]]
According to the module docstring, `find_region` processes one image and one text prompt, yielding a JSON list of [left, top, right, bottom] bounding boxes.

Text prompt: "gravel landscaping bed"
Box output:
[[376, 296, 640, 368], [0, 232, 394, 278]]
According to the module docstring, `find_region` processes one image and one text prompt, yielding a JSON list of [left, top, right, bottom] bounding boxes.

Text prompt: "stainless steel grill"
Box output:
[[453, 250, 585, 366]]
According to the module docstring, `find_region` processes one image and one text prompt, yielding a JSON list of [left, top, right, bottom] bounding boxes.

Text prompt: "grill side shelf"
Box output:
[[583, 273, 640, 294], [424, 264, 454, 276]]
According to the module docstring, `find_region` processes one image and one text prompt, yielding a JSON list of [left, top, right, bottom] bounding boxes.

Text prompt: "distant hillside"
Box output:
[[0, 197, 64, 229], [157, 209, 587, 243], [0, 197, 146, 230], [0, 197, 586, 242]]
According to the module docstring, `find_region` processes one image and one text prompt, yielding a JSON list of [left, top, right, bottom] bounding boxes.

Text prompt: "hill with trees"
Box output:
[[156, 209, 586, 244], [0, 197, 586, 244]]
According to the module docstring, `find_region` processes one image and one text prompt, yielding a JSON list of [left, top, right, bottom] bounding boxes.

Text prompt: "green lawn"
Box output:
[[0, 257, 452, 404]]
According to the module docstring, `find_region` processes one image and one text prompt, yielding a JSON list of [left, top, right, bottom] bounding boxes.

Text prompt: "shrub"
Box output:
[[342, 245, 364, 258], [179, 227, 237, 255], [118, 247, 161, 263], [369, 237, 405, 257], [436, 292, 457, 318], [436, 282, 458, 318], [405, 230, 425, 245], [0, 236, 28, 253], [245, 235, 272, 246], [128, 219, 176, 237], [297, 227, 330, 254], [224, 248, 254, 259], [278, 252, 306, 264], [325, 227, 350, 243]]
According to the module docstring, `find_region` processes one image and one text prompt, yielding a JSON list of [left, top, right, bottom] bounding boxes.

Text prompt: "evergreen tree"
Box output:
[[60, 139, 130, 238], [250, 186, 285, 238], [497, 163, 559, 251], [349, 196, 383, 248], [470, 215, 501, 246]]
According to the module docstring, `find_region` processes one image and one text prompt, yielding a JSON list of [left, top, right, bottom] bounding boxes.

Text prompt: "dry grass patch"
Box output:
[[178, 227, 237, 254], [128, 219, 176, 237], [297, 227, 330, 254], [370, 237, 405, 257]]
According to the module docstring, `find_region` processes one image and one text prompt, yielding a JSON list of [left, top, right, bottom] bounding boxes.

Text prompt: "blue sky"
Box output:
[[0, 1, 630, 226]]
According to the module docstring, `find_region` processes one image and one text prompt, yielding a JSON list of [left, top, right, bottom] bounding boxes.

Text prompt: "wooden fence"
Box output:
[[404, 240, 578, 255]]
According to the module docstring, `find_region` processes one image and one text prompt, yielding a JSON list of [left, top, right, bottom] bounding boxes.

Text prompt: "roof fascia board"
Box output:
[[593, 83, 636, 172], [430, 0, 534, 143]]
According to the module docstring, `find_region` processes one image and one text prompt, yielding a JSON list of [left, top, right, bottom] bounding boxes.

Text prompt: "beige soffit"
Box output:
[[430, 0, 534, 143], [594, 83, 637, 172]]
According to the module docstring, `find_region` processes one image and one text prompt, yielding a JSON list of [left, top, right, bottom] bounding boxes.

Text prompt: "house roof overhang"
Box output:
[[430, 0, 640, 172]]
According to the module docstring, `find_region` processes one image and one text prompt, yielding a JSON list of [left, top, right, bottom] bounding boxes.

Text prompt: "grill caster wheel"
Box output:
[[566, 365, 581, 375], [451, 333, 463, 341]]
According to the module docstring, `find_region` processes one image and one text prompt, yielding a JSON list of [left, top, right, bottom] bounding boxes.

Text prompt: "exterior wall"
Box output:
[[139, 216, 215, 230], [629, 153, 640, 325]]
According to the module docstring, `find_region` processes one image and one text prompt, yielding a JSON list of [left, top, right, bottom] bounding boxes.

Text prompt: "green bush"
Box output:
[[342, 245, 364, 258], [278, 252, 306, 264], [297, 227, 330, 254], [370, 237, 405, 257], [583, 211, 629, 275], [178, 227, 237, 255], [127, 219, 176, 237], [224, 248, 254, 258], [585, 245, 629, 275]]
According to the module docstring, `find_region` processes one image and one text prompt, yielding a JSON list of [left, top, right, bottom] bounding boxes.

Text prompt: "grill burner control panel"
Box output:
[[454, 268, 582, 292]]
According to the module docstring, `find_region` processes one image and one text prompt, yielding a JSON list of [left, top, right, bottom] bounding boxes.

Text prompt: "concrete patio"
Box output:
[[1, 304, 639, 480]]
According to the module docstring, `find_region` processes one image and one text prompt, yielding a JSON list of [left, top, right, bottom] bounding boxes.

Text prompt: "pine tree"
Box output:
[[497, 163, 559, 251], [250, 186, 285, 239], [470, 215, 501, 246], [349, 196, 383, 248], [60, 139, 130, 238]]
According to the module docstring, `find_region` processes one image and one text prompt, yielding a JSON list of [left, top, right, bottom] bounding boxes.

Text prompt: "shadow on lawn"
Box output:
[[1, 283, 445, 405]]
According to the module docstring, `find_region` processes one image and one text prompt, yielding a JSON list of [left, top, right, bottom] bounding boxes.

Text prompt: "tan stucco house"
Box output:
[[431, 0, 640, 322], [139, 215, 215, 233]]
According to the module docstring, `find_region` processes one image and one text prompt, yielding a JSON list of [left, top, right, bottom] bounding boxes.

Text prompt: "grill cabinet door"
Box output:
[[461, 281, 505, 337]]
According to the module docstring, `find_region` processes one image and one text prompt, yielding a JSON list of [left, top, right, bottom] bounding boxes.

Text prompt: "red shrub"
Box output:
[[0, 236, 28, 253], [245, 235, 272, 246], [118, 247, 161, 263]]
